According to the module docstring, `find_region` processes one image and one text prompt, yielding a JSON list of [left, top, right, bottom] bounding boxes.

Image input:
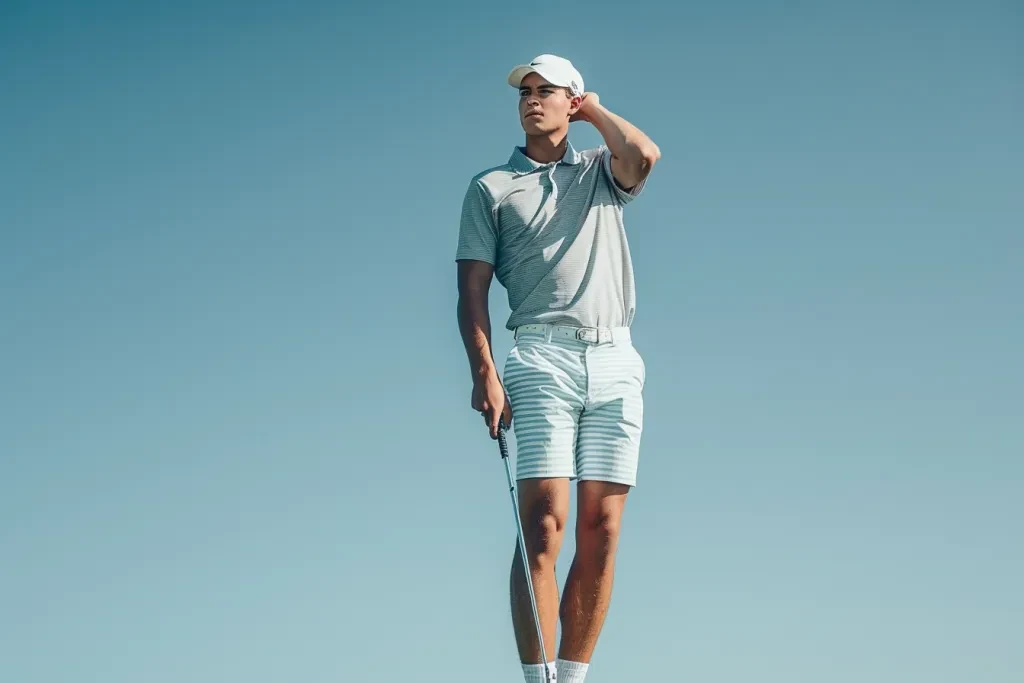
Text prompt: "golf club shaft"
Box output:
[[498, 422, 554, 681]]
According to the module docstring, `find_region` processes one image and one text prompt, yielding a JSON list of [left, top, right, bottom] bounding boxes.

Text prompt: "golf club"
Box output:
[[498, 419, 556, 682]]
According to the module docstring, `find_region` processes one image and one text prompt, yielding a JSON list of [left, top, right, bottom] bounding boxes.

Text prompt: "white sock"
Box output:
[[522, 661, 557, 682], [556, 659, 589, 683]]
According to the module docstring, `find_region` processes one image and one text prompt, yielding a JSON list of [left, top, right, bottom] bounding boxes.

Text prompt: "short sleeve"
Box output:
[[600, 146, 647, 205], [455, 179, 498, 264]]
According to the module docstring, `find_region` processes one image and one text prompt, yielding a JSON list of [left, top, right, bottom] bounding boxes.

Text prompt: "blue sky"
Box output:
[[1, 1, 1021, 681]]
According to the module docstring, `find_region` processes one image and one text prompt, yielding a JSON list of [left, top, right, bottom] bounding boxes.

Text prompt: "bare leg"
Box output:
[[558, 480, 630, 663], [510, 477, 570, 664]]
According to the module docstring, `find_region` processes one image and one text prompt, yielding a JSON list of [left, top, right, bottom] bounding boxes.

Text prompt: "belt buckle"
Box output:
[[576, 327, 601, 344]]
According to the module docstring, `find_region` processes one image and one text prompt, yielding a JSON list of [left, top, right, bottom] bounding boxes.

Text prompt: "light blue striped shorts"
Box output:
[[502, 324, 646, 487]]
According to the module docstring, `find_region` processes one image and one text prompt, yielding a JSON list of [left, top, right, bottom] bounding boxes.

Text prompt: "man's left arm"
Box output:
[[577, 94, 661, 192]]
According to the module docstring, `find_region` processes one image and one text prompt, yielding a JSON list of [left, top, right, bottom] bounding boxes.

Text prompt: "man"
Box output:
[[456, 54, 659, 683]]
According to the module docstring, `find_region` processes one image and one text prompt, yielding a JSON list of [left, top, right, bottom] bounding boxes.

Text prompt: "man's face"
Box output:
[[518, 72, 580, 134]]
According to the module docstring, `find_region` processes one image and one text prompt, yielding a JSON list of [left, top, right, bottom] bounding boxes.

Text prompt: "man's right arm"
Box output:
[[457, 259, 512, 439], [457, 259, 496, 380]]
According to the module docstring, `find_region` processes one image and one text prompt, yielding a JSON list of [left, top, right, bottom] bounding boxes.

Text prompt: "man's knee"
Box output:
[[578, 509, 621, 557], [576, 482, 629, 564], [518, 482, 569, 567], [523, 499, 567, 562]]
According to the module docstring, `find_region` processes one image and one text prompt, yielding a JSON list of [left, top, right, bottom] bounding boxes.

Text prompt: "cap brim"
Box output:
[[507, 64, 563, 89]]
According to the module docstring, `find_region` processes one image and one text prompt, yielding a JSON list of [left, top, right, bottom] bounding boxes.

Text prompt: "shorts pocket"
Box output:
[[630, 345, 646, 387]]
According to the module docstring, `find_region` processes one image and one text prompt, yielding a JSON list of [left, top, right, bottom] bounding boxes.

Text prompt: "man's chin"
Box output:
[[521, 120, 549, 135]]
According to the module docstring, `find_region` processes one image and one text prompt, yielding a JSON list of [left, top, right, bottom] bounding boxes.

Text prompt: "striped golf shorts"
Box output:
[[502, 324, 646, 487]]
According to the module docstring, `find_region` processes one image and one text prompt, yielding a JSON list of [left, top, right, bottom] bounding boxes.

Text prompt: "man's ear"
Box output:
[[569, 93, 583, 115]]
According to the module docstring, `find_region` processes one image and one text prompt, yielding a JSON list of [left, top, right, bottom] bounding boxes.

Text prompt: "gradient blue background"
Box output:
[[2, 1, 1021, 681]]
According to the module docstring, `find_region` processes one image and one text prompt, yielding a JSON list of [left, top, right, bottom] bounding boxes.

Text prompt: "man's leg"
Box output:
[[556, 337, 645, 680], [502, 330, 588, 680], [511, 477, 570, 673], [557, 480, 630, 666]]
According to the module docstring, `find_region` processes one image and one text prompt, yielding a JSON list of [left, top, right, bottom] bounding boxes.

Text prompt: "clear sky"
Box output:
[[2, 1, 1021, 682]]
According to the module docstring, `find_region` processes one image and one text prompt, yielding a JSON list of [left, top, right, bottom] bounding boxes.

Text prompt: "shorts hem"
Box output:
[[514, 469, 576, 481], [577, 474, 637, 487]]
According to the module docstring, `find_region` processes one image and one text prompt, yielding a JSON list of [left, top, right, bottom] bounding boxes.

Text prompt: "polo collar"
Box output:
[[508, 140, 581, 174]]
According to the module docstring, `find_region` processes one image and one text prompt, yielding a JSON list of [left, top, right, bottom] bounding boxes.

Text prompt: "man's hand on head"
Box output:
[[569, 92, 600, 123]]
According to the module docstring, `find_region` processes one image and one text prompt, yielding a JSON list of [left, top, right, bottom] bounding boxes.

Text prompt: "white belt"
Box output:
[[514, 323, 631, 344]]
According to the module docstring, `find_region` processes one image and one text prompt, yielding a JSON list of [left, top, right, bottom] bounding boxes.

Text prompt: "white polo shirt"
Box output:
[[456, 140, 646, 331]]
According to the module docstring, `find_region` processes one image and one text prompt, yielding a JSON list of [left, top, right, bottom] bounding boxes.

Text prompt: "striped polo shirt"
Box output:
[[456, 140, 646, 331]]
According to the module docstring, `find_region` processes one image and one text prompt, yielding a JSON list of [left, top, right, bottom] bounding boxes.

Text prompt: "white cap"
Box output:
[[507, 54, 585, 97]]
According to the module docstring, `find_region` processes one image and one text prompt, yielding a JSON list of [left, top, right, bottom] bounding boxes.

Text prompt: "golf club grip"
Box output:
[[497, 420, 510, 459]]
